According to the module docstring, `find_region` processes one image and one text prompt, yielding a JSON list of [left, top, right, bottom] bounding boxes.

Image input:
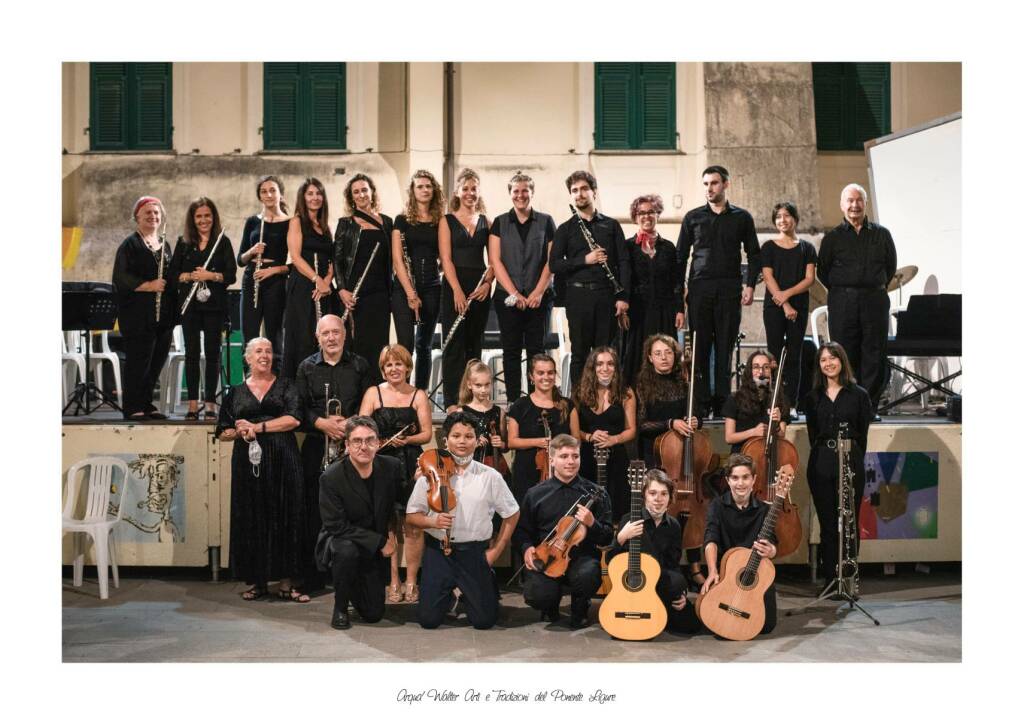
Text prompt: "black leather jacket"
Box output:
[[333, 213, 394, 293]]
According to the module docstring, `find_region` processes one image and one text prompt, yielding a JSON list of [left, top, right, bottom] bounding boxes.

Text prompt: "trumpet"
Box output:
[[253, 213, 265, 309], [321, 383, 344, 471], [569, 204, 623, 295], [440, 268, 490, 354], [341, 239, 380, 327]]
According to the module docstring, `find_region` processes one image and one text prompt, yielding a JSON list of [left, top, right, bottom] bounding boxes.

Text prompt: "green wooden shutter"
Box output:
[[813, 62, 890, 151], [638, 63, 675, 149], [264, 63, 302, 149], [264, 62, 345, 150], [595, 63, 633, 149], [133, 63, 172, 149], [91, 63, 128, 150]]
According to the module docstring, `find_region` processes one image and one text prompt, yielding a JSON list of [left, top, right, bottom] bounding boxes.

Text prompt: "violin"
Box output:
[[534, 409, 552, 482], [740, 348, 801, 558], [480, 418, 510, 477], [417, 448, 458, 556], [532, 489, 600, 579]]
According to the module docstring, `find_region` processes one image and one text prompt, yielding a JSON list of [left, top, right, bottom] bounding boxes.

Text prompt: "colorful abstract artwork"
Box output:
[[102, 452, 186, 543], [860, 451, 938, 540]]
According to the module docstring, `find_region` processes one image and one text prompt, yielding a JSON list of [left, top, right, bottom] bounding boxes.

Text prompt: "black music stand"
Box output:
[[62, 282, 121, 416], [217, 289, 242, 402]]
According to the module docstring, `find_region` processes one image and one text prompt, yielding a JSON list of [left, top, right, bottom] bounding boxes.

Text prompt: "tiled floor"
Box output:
[[62, 569, 961, 662]]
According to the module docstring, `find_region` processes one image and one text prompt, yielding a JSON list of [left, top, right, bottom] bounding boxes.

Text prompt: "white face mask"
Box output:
[[451, 452, 474, 467], [248, 438, 263, 477], [754, 376, 770, 388]]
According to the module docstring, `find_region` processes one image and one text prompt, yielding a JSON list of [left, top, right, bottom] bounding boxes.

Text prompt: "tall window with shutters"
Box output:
[[594, 63, 676, 151], [812, 63, 891, 151], [89, 63, 172, 151], [263, 63, 346, 151]]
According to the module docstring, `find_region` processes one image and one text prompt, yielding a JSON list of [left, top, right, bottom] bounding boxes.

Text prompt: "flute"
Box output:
[[440, 268, 490, 354], [569, 204, 624, 295], [154, 233, 166, 322], [313, 252, 323, 325], [180, 230, 226, 316], [340, 239, 381, 325], [253, 213, 265, 308]]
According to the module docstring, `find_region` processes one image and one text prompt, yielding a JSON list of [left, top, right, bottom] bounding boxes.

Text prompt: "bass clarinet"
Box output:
[[831, 422, 860, 596], [569, 204, 623, 295]]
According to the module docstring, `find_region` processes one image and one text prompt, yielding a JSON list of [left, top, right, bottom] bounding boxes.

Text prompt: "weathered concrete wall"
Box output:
[[703, 62, 823, 233]]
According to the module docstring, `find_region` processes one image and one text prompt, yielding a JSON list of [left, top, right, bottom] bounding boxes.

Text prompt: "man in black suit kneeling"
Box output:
[[316, 415, 403, 630]]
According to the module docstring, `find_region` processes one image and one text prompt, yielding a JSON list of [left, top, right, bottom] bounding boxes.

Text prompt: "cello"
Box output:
[[655, 331, 718, 535], [417, 448, 458, 556], [740, 348, 802, 558]]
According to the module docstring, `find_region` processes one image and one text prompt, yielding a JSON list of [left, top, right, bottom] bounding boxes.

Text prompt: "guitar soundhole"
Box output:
[[738, 571, 758, 589], [624, 571, 646, 592]]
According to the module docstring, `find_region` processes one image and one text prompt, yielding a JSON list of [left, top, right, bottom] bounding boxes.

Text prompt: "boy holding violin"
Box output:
[[512, 434, 613, 629], [405, 413, 519, 630]]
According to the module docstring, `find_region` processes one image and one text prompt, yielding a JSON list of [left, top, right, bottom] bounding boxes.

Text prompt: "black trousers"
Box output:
[[122, 327, 174, 417], [763, 303, 808, 409], [827, 286, 890, 409], [300, 436, 329, 590], [523, 555, 601, 617], [240, 278, 286, 362], [281, 273, 339, 381], [656, 569, 702, 634], [182, 308, 224, 403], [393, 282, 442, 390], [687, 278, 742, 414], [807, 445, 866, 582], [419, 537, 499, 630], [440, 270, 491, 407], [493, 288, 552, 401], [328, 538, 387, 622], [565, 284, 617, 388], [346, 288, 390, 385]]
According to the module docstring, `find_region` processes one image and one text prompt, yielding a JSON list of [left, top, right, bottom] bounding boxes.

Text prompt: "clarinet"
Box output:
[[833, 422, 860, 596], [440, 268, 490, 354], [569, 204, 623, 295], [253, 213, 265, 309], [400, 231, 419, 322], [154, 233, 166, 322]]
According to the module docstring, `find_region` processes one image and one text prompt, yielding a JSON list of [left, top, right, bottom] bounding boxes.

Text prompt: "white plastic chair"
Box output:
[[809, 305, 829, 349], [62, 457, 132, 600], [87, 331, 123, 408]]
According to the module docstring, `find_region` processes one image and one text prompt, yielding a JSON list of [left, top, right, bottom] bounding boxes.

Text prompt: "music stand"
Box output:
[[217, 289, 242, 402], [62, 282, 121, 416]]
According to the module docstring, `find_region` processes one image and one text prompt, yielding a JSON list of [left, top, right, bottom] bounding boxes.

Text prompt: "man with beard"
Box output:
[[549, 170, 631, 387], [722, 350, 790, 454], [405, 412, 519, 630], [608, 468, 700, 634], [676, 165, 761, 417]]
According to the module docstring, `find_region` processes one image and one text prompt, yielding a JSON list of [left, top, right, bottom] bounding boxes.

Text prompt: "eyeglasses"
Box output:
[[636, 209, 658, 217], [750, 364, 772, 372], [348, 437, 379, 449]]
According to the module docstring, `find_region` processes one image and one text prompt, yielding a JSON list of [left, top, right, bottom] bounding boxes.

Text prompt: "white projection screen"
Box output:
[[866, 113, 962, 396]]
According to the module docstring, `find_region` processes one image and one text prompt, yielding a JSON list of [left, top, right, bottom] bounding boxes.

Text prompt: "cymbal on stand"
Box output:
[[887, 265, 919, 292]]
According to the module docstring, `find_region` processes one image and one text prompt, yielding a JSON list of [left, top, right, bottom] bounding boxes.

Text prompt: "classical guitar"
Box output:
[[594, 446, 612, 596], [695, 464, 794, 641], [598, 461, 668, 641]]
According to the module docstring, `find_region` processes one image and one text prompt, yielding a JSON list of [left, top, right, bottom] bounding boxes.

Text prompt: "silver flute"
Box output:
[[569, 204, 624, 295], [180, 230, 226, 316], [313, 252, 323, 325], [154, 233, 167, 322], [441, 268, 490, 354], [253, 213, 265, 308], [341, 239, 380, 326]]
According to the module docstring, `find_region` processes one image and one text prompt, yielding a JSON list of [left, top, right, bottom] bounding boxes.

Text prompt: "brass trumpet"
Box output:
[[321, 383, 344, 471]]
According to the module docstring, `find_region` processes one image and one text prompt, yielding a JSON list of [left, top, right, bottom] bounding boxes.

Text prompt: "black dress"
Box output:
[[507, 396, 574, 503], [282, 219, 337, 379], [624, 236, 684, 384], [577, 401, 629, 521], [216, 377, 306, 587], [392, 215, 442, 389], [238, 216, 290, 354], [370, 386, 424, 506]]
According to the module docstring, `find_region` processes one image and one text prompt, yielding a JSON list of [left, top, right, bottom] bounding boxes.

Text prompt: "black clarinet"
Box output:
[[569, 204, 623, 295]]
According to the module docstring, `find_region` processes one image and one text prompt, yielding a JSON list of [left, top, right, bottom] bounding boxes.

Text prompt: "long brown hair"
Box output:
[[635, 334, 688, 418], [183, 197, 223, 245], [449, 167, 487, 214], [812, 341, 857, 390], [733, 349, 790, 419], [343, 173, 380, 215], [295, 177, 330, 238], [403, 169, 446, 225], [529, 353, 568, 423], [457, 359, 492, 406], [256, 175, 289, 215], [573, 346, 630, 411]]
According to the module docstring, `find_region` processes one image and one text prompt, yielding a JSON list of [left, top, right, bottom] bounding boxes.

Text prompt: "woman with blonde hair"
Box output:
[[359, 344, 433, 603]]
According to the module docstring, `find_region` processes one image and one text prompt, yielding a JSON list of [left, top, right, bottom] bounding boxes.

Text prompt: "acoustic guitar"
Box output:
[[594, 447, 613, 596], [695, 464, 794, 641], [598, 461, 668, 641]]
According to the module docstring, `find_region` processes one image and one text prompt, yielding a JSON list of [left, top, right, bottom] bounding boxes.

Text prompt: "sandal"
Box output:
[[403, 582, 419, 604], [184, 410, 200, 421], [386, 584, 403, 603], [241, 587, 267, 601], [278, 587, 310, 603], [203, 409, 217, 420]]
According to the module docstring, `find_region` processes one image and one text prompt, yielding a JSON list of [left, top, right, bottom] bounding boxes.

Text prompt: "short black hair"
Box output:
[[442, 411, 478, 439], [772, 201, 800, 224], [565, 170, 597, 192], [702, 165, 730, 182]]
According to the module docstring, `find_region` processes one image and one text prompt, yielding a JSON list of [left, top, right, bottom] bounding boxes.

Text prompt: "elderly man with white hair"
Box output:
[[817, 183, 897, 415]]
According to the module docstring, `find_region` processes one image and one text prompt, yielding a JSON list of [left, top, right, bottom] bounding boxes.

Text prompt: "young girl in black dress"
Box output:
[[506, 353, 575, 504], [453, 360, 506, 474], [570, 347, 636, 521]]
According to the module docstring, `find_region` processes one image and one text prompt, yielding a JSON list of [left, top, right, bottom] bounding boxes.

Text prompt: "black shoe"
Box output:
[[184, 410, 200, 421], [540, 606, 561, 623], [147, 410, 168, 420], [331, 609, 351, 630], [569, 613, 590, 630]]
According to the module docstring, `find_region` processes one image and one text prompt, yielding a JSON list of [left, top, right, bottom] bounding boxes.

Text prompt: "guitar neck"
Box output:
[[627, 479, 643, 575], [743, 494, 785, 577]]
